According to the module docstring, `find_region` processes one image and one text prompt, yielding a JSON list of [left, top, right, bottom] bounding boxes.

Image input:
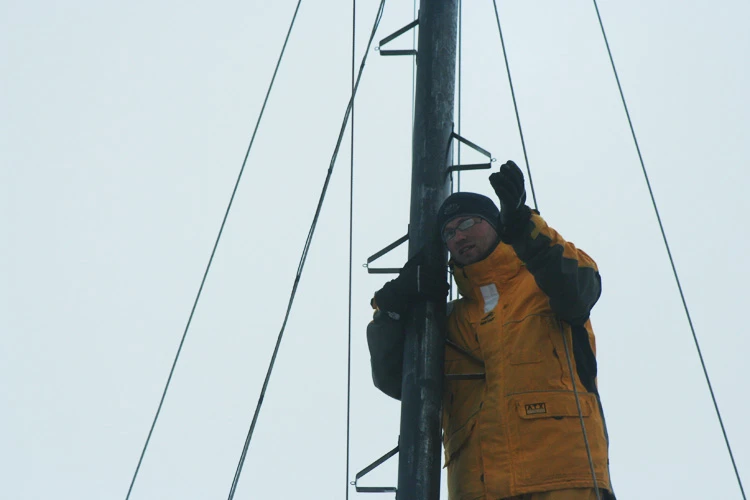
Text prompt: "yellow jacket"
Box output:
[[367, 211, 611, 499]]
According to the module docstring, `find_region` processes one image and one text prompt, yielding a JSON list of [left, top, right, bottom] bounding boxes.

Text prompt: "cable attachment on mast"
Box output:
[[364, 231, 409, 274], [446, 131, 495, 175], [376, 19, 418, 56], [352, 445, 399, 493]]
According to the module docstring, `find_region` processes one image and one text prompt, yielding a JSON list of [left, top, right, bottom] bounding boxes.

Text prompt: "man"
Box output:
[[367, 161, 613, 500]]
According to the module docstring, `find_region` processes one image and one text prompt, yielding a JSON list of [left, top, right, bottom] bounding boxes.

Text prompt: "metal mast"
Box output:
[[399, 1, 458, 499]]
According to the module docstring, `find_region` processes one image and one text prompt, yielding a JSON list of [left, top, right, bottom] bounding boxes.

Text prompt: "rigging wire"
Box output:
[[449, 0, 462, 302], [491, 0, 538, 211], [411, 0, 416, 127], [491, 2, 598, 495], [226, 2, 388, 498], [123, 2, 303, 498], [457, 0, 462, 194], [560, 325, 602, 500], [591, 2, 746, 498], [345, 1, 356, 498]]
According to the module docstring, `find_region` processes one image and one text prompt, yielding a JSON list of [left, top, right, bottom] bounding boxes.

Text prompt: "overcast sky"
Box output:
[[2, 1, 749, 499]]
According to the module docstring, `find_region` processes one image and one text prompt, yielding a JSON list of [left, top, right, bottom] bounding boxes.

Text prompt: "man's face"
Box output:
[[443, 216, 499, 265]]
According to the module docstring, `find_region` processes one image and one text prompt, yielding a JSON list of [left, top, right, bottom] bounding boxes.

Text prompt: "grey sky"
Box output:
[[2, 0, 749, 499]]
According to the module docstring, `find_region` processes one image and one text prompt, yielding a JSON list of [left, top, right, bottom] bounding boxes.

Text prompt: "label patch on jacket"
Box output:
[[479, 284, 499, 313], [525, 403, 547, 415]]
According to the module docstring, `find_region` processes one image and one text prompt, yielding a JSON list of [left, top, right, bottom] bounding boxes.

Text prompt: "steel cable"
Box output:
[[491, 2, 600, 495], [226, 2, 388, 498], [345, 1, 356, 498], [411, 0, 416, 128], [123, 2, 303, 498], [591, 2, 746, 498], [457, 0, 462, 194], [491, 0, 538, 211], [560, 326, 602, 500], [450, 0, 462, 301]]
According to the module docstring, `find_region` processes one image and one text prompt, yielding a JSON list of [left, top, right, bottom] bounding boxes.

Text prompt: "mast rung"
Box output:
[[367, 267, 402, 275], [379, 49, 417, 57], [447, 162, 492, 174], [353, 445, 399, 494], [379, 19, 419, 47]]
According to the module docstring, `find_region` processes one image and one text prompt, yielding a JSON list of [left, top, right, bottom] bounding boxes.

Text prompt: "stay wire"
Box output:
[[123, 2, 303, 499], [345, 0, 356, 498], [450, 0, 462, 302], [560, 326, 602, 500], [411, 0, 416, 128], [491, 1, 597, 492], [457, 0, 462, 194], [592, 2, 746, 497], [491, 0, 538, 211], [226, 2, 388, 498]]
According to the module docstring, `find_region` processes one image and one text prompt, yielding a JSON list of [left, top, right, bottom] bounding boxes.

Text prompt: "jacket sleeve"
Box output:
[[508, 209, 601, 325], [366, 309, 405, 400]]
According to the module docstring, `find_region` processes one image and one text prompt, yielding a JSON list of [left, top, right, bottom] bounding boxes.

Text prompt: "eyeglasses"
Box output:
[[442, 217, 481, 242]]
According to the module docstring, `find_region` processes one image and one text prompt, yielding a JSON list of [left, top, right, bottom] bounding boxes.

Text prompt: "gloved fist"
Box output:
[[489, 160, 531, 242], [489, 160, 526, 223], [373, 250, 449, 319]]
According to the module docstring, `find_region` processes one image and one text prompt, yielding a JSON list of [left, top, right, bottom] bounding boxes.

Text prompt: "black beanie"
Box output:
[[436, 192, 500, 238]]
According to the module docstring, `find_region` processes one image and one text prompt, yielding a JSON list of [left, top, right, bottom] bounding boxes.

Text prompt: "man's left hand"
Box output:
[[489, 160, 526, 223], [489, 160, 531, 242]]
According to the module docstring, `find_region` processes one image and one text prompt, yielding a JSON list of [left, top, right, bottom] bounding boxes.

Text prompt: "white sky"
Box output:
[[2, 1, 749, 499]]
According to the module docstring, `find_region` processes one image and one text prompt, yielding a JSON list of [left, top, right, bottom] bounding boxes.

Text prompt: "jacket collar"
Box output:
[[452, 242, 523, 303]]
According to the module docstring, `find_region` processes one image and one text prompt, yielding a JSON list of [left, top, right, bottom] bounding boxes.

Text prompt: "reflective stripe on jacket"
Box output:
[[367, 211, 611, 499]]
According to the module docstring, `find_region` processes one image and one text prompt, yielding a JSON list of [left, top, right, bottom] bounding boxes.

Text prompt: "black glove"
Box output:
[[489, 160, 531, 243], [373, 250, 449, 318]]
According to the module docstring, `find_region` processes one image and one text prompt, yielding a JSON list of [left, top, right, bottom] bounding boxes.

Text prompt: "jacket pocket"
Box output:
[[514, 391, 593, 420], [443, 416, 477, 467], [506, 391, 608, 490]]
